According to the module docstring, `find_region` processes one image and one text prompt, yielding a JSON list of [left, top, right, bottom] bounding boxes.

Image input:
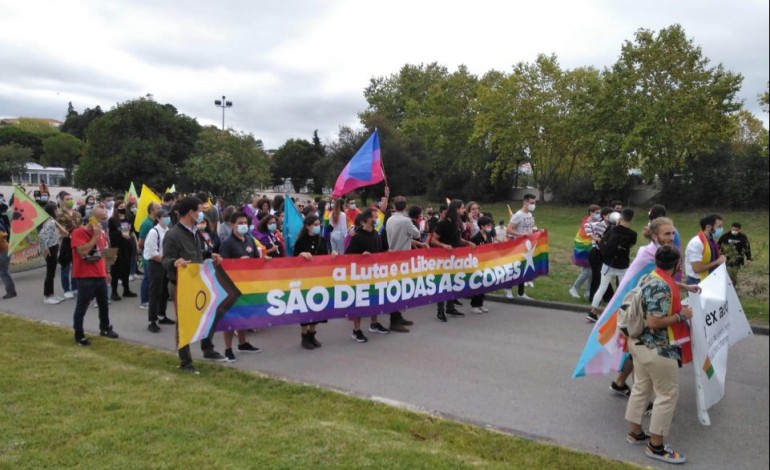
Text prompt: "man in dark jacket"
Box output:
[[346, 209, 388, 343], [162, 196, 224, 373]]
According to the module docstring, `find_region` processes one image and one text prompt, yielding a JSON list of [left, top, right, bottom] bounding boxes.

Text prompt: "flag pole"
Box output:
[[376, 127, 389, 189]]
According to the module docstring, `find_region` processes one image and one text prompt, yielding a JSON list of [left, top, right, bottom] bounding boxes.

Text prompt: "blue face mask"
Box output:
[[311, 225, 321, 236], [161, 216, 171, 226], [196, 211, 205, 223], [713, 227, 723, 239], [237, 224, 249, 235], [267, 223, 277, 233]]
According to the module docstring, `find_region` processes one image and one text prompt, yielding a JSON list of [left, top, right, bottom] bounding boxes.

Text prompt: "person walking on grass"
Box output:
[[70, 208, 119, 346], [219, 211, 262, 361], [163, 196, 226, 374]]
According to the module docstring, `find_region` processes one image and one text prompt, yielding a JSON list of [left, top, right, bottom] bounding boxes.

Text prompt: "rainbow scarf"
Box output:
[[650, 268, 693, 363], [572, 216, 593, 268], [697, 231, 719, 281], [176, 232, 550, 348]]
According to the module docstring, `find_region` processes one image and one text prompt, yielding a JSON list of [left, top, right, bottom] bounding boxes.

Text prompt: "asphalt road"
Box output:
[[4, 268, 768, 469]]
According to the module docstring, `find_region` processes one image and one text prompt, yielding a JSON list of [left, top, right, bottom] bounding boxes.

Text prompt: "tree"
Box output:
[[60, 103, 105, 141], [42, 133, 84, 183], [592, 24, 743, 188], [309, 130, 327, 194], [185, 127, 271, 204], [0, 143, 32, 182], [75, 96, 201, 192], [271, 138, 319, 193], [0, 126, 48, 161]]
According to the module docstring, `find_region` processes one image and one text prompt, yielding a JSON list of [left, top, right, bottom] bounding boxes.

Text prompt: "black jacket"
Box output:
[[162, 223, 210, 283], [347, 227, 382, 255]]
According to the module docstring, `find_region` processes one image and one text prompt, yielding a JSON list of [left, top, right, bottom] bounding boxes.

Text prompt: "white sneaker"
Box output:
[[470, 307, 483, 314], [525, 281, 534, 288], [63, 291, 75, 299], [505, 291, 514, 299], [480, 306, 489, 313], [139, 303, 149, 310], [568, 287, 580, 298], [44, 297, 62, 305], [129, 275, 135, 282], [518, 294, 533, 300]]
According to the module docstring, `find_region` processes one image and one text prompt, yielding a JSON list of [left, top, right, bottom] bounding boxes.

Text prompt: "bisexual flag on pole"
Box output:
[[331, 130, 385, 198]]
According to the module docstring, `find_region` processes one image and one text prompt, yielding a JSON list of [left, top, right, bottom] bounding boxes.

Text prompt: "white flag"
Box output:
[[689, 264, 753, 425]]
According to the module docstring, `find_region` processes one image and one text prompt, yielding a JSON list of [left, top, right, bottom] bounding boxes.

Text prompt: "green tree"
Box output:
[[185, 127, 271, 204], [272, 138, 319, 193], [14, 118, 59, 136], [42, 133, 84, 183], [76, 96, 201, 192], [0, 143, 32, 182], [592, 24, 742, 188], [309, 130, 327, 194], [760, 82, 769, 113], [0, 126, 47, 161], [60, 102, 104, 141]]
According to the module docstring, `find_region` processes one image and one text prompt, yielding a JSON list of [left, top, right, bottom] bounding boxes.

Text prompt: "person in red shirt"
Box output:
[[70, 207, 119, 346]]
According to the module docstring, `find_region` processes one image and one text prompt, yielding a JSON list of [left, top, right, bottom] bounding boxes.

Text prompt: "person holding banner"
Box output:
[[293, 214, 336, 349], [684, 214, 726, 286], [163, 196, 226, 373], [625, 245, 691, 465], [430, 200, 476, 322], [505, 194, 537, 300]]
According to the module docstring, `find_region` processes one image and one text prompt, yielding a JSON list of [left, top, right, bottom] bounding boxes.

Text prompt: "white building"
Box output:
[[12, 162, 66, 185]]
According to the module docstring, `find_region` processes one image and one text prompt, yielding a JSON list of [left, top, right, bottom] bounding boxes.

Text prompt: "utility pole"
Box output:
[[213, 95, 233, 130]]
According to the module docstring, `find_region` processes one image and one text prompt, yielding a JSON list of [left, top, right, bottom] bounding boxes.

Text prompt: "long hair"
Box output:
[[331, 199, 343, 225], [258, 214, 277, 233], [298, 215, 320, 239], [446, 199, 464, 229]]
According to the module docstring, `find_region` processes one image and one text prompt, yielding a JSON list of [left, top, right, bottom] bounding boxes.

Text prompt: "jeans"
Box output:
[[686, 276, 700, 286], [0, 251, 16, 295], [44, 245, 59, 297], [572, 267, 591, 292], [60, 262, 78, 293], [73, 277, 111, 340], [592, 265, 628, 309], [330, 231, 346, 254]]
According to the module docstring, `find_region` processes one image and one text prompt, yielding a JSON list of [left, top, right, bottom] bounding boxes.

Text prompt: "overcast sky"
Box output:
[[1, 0, 767, 149]]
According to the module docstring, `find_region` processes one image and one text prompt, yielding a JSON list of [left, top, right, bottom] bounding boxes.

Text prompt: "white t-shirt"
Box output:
[[329, 211, 347, 234], [509, 210, 534, 239], [684, 234, 706, 279]]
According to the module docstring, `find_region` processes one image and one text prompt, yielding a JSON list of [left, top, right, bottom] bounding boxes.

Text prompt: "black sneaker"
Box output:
[[147, 321, 161, 333], [398, 317, 414, 326], [451, 299, 463, 306], [100, 328, 119, 339], [111, 292, 122, 301], [368, 322, 389, 334], [158, 317, 176, 325], [237, 342, 261, 353], [178, 364, 200, 375], [122, 291, 138, 298], [202, 350, 227, 362], [446, 306, 465, 317], [586, 312, 598, 322], [352, 329, 368, 343], [2, 292, 17, 299], [610, 381, 631, 397], [224, 349, 237, 363], [437, 309, 447, 322], [301, 333, 316, 350], [309, 331, 322, 348], [75, 337, 91, 346]]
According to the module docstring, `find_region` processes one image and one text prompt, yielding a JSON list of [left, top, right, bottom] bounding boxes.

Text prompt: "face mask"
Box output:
[[592, 213, 601, 222], [267, 223, 277, 233], [713, 227, 723, 239], [237, 224, 249, 235], [65, 200, 75, 208], [731, 230, 739, 236], [197, 211, 205, 223], [106, 201, 114, 209], [161, 216, 171, 226], [196, 222, 207, 231], [311, 225, 321, 236], [485, 228, 492, 234], [528, 204, 536, 211], [117, 208, 126, 214], [86, 201, 94, 207], [349, 204, 356, 210], [130, 207, 137, 214], [40, 195, 49, 202]]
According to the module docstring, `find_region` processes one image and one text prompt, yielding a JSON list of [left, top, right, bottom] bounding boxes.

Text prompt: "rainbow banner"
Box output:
[[176, 232, 550, 348], [572, 216, 592, 268]]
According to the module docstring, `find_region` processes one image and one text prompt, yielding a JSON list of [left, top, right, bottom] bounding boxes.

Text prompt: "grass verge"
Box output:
[[0, 313, 638, 469]]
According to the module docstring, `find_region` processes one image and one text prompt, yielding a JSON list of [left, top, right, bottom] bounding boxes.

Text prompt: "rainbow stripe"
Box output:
[[703, 357, 715, 379], [572, 216, 593, 268], [176, 232, 549, 335]]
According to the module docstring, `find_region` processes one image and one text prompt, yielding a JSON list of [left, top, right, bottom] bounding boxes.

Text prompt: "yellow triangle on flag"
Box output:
[[134, 184, 162, 232]]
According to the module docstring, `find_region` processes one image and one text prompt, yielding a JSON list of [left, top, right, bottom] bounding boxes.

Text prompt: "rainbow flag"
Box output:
[[572, 241, 692, 378], [176, 232, 549, 348], [572, 216, 592, 268]]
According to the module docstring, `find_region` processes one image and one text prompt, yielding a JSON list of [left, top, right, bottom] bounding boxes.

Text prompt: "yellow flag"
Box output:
[[506, 204, 514, 217], [134, 184, 162, 232]]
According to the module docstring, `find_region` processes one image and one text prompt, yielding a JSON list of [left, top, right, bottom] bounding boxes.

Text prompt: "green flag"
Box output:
[[8, 186, 51, 254]]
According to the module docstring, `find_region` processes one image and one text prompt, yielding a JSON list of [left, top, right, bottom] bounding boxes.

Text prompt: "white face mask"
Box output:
[[528, 204, 536, 212]]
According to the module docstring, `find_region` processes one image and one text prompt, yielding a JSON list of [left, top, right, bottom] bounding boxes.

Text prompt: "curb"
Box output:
[[485, 295, 770, 336]]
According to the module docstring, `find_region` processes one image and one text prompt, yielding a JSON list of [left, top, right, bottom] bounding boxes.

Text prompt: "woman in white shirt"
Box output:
[[329, 199, 347, 254], [143, 210, 174, 332]]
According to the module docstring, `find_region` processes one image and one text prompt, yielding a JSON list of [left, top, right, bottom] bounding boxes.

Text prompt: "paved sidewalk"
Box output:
[[3, 268, 768, 469]]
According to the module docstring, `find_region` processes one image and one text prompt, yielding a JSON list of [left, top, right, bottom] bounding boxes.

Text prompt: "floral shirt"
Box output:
[[39, 219, 60, 250], [637, 273, 681, 361]]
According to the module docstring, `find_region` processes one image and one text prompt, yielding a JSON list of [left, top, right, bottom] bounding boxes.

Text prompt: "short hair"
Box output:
[[177, 196, 202, 217], [699, 214, 722, 231], [393, 196, 407, 212], [99, 192, 113, 200], [478, 216, 493, 227], [407, 205, 422, 219], [231, 211, 248, 224], [146, 201, 158, 213], [588, 204, 600, 214], [163, 192, 175, 203], [655, 245, 681, 271], [600, 207, 613, 216], [196, 191, 210, 202], [499, 220, 505, 226], [648, 204, 667, 221], [438, 204, 448, 213], [360, 208, 374, 223], [523, 193, 536, 201], [620, 207, 634, 222], [611, 200, 622, 207], [731, 222, 742, 229]]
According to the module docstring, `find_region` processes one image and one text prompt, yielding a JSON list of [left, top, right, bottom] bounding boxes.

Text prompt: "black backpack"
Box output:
[[598, 226, 619, 263]]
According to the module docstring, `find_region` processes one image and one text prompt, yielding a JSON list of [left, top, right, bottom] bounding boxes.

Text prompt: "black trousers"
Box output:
[[111, 248, 131, 294], [470, 294, 484, 307], [44, 245, 59, 297], [147, 260, 168, 322]]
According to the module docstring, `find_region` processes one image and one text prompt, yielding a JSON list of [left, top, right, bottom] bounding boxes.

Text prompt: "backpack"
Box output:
[[617, 287, 646, 338], [598, 226, 619, 262]]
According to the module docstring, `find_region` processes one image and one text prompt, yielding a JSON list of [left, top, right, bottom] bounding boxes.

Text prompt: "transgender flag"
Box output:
[[332, 130, 385, 198]]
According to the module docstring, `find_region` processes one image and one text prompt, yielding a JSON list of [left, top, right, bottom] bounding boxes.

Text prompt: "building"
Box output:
[[11, 162, 66, 185]]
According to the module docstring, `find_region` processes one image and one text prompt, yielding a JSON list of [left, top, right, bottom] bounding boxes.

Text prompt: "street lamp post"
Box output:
[[213, 95, 233, 130]]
